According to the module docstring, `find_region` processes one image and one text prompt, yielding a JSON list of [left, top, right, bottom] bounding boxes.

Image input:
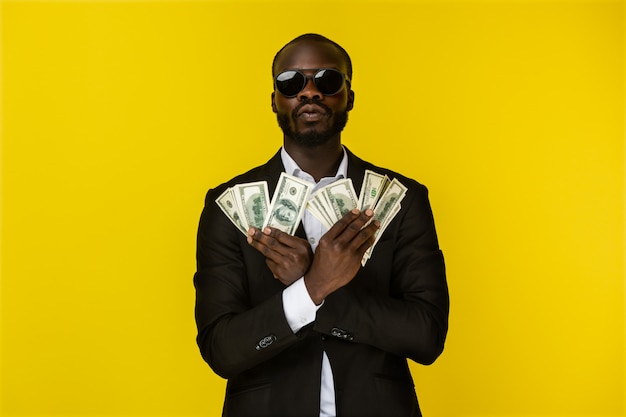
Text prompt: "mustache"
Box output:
[[292, 99, 333, 118]]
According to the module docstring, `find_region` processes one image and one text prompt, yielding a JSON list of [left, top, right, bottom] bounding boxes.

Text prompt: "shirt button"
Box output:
[[300, 317, 308, 324], [309, 237, 316, 244]]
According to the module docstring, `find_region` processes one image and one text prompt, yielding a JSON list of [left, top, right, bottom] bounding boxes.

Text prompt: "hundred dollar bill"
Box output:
[[372, 178, 407, 225], [358, 170, 389, 211], [362, 178, 408, 266], [322, 178, 358, 221], [363, 202, 401, 266], [263, 173, 312, 235], [233, 181, 270, 230], [314, 191, 334, 222], [216, 187, 248, 235], [307, 192, 335, 230], [312, 188, 338, 224]]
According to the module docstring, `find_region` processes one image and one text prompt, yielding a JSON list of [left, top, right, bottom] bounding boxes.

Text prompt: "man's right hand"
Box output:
[[304, 209, 380, 305], [247, 226, 313, 287]]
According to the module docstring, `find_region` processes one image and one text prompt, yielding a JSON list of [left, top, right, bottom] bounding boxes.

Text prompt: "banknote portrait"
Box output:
[[273, 199, 298, 225]]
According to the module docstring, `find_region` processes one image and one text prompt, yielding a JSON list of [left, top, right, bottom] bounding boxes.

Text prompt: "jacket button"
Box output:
[[331, 327, 354, 341], [255, 334, 276, 350], [331, 327, 342, 337]]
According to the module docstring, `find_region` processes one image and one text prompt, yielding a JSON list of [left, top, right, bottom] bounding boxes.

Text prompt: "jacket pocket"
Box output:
[[224, 380, 272, 417], [372, 374, 420, 417]]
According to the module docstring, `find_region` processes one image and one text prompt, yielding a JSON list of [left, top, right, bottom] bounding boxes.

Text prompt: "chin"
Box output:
[[277, 111, 348, 148], [291, 132, 334, 147]]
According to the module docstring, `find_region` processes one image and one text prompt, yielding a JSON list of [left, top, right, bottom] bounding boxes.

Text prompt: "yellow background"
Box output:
[[1, 0, 624, 416]]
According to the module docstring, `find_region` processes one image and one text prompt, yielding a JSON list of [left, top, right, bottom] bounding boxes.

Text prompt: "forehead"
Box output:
[[274, 40, 348, 74]]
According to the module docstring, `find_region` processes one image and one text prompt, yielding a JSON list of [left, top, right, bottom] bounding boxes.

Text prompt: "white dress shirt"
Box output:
[[280, 146, 348, 417]]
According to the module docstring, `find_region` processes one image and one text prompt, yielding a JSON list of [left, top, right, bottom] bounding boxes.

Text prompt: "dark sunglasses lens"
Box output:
[[275, 71, 305, 97], [314, 69, 345, 95]]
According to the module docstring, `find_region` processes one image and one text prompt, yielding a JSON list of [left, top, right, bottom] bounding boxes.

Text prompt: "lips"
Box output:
[[296, 104, 327, 121]]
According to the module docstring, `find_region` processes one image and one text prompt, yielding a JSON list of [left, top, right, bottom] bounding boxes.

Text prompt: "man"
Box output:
[[194, 33, 449, 417]]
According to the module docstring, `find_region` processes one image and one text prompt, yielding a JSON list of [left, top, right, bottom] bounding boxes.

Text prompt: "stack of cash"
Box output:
[[216, 181, 271, 236], [356, 171, 408, 265], [216, 170, 407, 265]]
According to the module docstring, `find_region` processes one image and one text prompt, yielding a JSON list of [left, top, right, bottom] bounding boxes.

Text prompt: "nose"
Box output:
[[297, 77, 323, 101]]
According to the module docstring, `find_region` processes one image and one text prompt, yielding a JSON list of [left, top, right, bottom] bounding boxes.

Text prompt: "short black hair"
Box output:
[[272, 33, 353, 80]]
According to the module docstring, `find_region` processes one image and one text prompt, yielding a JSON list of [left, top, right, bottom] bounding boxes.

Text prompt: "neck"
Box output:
[[284, 138, 343, 182]]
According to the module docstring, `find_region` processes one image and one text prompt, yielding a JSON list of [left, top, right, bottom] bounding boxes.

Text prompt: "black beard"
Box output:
[[276, 100, 349, 148]]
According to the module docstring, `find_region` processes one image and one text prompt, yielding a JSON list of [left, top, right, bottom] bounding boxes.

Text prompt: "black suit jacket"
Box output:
[[194, 148, 449, 417]]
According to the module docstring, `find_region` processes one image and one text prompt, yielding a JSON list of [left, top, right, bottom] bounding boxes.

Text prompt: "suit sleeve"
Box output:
[[314, 182, 449, 365], [194, 188, 300, 379]]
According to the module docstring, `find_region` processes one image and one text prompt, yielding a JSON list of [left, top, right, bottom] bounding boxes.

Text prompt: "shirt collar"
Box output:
[[280, 146, 348, 184]]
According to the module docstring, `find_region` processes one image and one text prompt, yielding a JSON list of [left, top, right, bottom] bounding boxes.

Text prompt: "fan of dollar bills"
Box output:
[[216, 170, 407, 265]]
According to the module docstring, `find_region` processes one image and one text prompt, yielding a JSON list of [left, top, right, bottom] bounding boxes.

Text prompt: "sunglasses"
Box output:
[[274, 68, 350, 98]]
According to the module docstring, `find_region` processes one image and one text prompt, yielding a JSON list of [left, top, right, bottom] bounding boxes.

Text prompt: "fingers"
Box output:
[[353, 216, 380, 251], [247, 227, 287, 262], [264, 226, 302, 249], [248, 227, 313, 286], [247, 226, 310, 260], [325, 208, 362, 239], [327, 208, 378, 245], [348, 220, 379, 259], [249, 210, 378, 268]]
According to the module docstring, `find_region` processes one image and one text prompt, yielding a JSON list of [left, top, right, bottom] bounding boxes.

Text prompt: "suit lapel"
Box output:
[[345, 147, 367, 193], [260, 150, 285, 196]]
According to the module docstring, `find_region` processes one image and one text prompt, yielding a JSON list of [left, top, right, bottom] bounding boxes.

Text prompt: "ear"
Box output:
[[346, 89, 355, 112], [271, 91, 277, 113]]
